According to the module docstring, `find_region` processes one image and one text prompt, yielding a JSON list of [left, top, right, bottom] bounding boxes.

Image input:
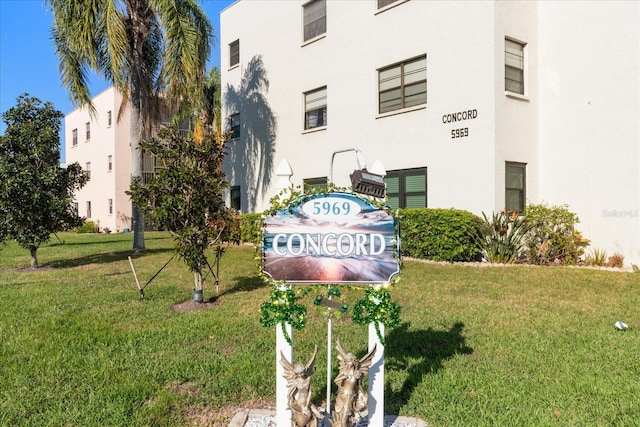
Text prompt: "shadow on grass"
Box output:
[[46, 247, 175, 269], [45, 233, 169, 247], [384, 321, 473, 414], [217, 275, 266, 296]]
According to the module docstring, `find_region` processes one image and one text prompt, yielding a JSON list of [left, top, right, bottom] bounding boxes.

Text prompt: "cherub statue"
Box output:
[[331, 338, 377, 427], [280, 345, 324, 427]]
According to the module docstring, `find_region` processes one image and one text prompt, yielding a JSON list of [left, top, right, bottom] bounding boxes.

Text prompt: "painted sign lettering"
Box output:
[[262, 192, 401, 284]]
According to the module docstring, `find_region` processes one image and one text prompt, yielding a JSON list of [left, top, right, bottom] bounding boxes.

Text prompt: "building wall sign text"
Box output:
[[442, 108, 478, 139]]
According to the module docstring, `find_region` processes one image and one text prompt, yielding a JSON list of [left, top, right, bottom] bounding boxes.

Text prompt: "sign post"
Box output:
[[276, 321, 293, 426], [262, 191, 401, 424]]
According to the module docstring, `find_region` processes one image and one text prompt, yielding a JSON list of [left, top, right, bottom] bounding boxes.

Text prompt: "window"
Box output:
[[506, 162, 526, 213], [85, 122, 90, 141], [108, 199, 113, 215], [378, 0, 401, 9], [379, 55, 427, 114], [303, 0, 326, 42], [72, 128, 78, 146], [107, 110, 112, 127], [73, 201, 78, 215], [86, 201, 92, 219], [229, 39, 240, 67], [505, 38, 525, 94], [304, 86, 327, 130], [229, 113, 240, 139], [108, 155, 113, 172], [230, 186, 241, 211], [384, 168, 427, 209], [303, 177, 328, 192], [86, 162, 91, 179]]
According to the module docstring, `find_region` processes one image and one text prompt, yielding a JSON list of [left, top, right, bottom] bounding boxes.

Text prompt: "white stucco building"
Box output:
[[220, 0, 640, 266], [65, 87, 133, 233]]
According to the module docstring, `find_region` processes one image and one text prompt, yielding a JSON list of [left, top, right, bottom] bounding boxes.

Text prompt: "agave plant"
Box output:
[[476, 210, 532, 263]]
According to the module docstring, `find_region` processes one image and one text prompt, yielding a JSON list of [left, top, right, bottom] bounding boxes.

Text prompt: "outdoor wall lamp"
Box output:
[[329, 148, 386, 198]]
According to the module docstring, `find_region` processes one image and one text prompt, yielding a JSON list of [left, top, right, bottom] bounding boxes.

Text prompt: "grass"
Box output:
[[1, 232, 640, 426]]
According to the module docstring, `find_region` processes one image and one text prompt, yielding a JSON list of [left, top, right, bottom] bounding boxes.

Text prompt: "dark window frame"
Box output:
[[230, 185, 241, 211], [505, 38, 525, 95], [303, 177, 328, 192], [377, 0, 401, 9], [229, 113, 240, 139], [303, 0, 326, 42], [304, 86, 327, 130], [505, 162, 526, 213], [378, 55, 427, 114], [384, 167, 427, 209], [229, 39, 240, 67]]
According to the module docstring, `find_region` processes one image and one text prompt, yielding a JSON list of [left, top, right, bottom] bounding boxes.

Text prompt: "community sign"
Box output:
[[262, 192, 401, 284]]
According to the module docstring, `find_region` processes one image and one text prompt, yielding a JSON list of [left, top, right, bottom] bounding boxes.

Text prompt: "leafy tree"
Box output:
[[47, 0, 213, 253], [127, 126, 239, 301], [0, 94, 89, 268]]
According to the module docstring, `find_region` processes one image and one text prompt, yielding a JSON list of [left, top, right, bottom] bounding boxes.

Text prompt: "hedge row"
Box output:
[[237, 208, 481, 262], [397, 208, 480, 262]]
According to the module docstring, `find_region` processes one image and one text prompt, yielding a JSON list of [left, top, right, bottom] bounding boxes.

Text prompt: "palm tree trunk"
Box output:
[[130, 96, 145, 253]]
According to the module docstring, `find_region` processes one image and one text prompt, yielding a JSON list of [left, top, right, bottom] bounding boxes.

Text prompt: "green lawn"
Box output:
[[1, 232, 639, 426]]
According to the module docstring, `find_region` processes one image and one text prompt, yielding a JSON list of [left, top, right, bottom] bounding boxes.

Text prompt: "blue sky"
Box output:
[[0, 0, 235, 160]]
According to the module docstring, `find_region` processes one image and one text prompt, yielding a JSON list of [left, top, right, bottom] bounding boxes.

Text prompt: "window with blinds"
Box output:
[[229, 39, 239, 67], [506, 162, 526, 213], [505, 38, 525, 94], [304, 177, 328, 192], [303, 0, 326, 42], [229, 113, 240, 139], [379, 55, 427, 114], [304, 86, 327, 129], [231, 186, 241, 211], [384, 168, 427, 209], [378, 0, 402, 9]]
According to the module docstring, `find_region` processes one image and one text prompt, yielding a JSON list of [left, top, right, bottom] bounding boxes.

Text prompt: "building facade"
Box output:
[[220, 0, 640, 266], [65, 87, 133, 233]]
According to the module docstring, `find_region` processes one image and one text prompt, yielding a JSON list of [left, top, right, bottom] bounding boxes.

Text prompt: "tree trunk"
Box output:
[[130, 96, 145, 253], [29, 246, 38, 268], [193, 266, 204, 302]]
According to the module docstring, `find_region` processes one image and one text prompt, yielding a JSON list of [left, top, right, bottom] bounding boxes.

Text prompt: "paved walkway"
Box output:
[[229, 409, 427, 426]]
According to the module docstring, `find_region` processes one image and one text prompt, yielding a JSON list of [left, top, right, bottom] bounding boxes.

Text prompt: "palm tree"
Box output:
[[47, 0, 213, 252]]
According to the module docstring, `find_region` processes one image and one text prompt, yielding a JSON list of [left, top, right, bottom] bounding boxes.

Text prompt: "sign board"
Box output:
[[262, 192, 400, 284]]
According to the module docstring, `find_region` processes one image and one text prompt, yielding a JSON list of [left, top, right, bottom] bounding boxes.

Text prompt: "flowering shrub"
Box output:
[[522, 203, 589, 265]]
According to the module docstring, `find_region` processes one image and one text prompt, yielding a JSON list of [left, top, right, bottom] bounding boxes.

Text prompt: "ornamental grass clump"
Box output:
[[476, 210, 531, 263]]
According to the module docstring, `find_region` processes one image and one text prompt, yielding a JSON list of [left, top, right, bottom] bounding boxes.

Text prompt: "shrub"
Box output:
[[398, 208, 480, 262], [476, 211, 531, 263], [606, 253, 624, 268], [74, 220, 98, 233], [584, 248, 607, 266], [240, 213, 263, 244], [523, 203, 589, 265]]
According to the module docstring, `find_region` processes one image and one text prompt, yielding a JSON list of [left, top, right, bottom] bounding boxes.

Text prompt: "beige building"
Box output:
[[65, 87, 132, 233]]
